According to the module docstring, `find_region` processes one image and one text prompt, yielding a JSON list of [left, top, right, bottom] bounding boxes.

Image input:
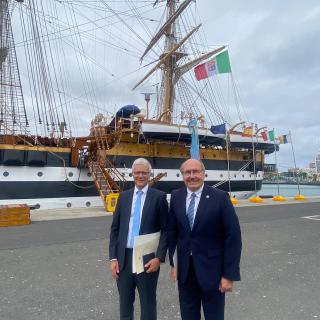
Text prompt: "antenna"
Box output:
[[141, 92, 154, 119]]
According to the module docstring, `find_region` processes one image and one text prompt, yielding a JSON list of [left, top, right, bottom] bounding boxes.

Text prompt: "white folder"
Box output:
[[132, 232, 160, 274]]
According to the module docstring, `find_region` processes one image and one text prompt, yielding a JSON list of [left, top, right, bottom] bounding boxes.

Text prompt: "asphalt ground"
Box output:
[[0, 203, 320, 320]]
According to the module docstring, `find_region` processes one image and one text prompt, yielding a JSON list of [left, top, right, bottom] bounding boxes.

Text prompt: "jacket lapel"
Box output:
[[123, 188, 134, 234], [139, 188, 152, 233], [179, 187, 190, 230], [192, 184, 211, 231]]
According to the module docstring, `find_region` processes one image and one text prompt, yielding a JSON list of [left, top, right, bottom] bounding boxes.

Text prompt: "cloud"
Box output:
[[199, 0, 320, 167]]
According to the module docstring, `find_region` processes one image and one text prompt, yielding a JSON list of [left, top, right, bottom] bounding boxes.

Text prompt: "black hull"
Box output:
[[0, 149, 264, 172]]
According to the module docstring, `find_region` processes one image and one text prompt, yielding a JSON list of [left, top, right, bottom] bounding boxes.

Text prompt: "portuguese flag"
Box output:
[[194, 51, 231, 81]]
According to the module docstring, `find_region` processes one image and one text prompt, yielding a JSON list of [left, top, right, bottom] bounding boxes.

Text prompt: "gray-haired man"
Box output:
[[109, 158, 168, 320]]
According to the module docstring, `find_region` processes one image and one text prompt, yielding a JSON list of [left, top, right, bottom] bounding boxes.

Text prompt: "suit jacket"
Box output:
[[168, 184, 242, 291], [109, 187, 168, 271]]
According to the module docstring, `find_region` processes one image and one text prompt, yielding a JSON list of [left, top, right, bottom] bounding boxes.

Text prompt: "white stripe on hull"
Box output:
[[0, 196, 103, 210], [0, 190, 257, 211], [0, 165, 264, 183]]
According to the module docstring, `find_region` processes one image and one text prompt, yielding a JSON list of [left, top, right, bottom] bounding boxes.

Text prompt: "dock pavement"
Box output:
[[0, 198, 320, 319]]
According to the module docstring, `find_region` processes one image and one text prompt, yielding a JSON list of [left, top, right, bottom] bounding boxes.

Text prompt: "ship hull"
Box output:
[[0, 164, 263, 209]]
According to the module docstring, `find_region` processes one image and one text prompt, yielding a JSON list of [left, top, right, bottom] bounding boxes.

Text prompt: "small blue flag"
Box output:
[[210, 123, 226, 135]]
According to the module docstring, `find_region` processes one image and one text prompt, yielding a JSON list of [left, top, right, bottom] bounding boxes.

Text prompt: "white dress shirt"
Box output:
[[126, 184, 149, 248], [186, 184, 204, 225]]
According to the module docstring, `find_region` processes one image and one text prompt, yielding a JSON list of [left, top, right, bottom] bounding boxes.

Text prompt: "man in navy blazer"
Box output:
[[109, 158, 168, 320], [168, 159, 242, 320]]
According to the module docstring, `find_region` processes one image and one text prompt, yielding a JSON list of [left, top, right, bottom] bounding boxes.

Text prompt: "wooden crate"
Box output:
[[0, 204, 31, 227]]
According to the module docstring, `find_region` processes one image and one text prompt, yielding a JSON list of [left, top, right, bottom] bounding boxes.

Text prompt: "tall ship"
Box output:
[[0, 0, 278, 210]]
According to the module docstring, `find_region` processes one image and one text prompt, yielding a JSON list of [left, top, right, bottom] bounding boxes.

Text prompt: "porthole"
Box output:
[[87, 172, 92, 177], [3, 171, 9, 177], [68, 172, 73, 177], [86, 201, 91, 207], [233, 174, 237, 178], [176, 173, 180, 177], [66, 202, 72, 208], [129, 173, 133, 177], [242, 174, 245, 178], [37, 171, 43, 177], [205, 174, 208, 178], [35, 204, 40, 209], [220, 174, 223, 178]]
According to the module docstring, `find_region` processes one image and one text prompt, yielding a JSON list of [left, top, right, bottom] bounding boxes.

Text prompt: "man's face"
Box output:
[[133, 164, 150, 189], [181, 160, 205, 192]]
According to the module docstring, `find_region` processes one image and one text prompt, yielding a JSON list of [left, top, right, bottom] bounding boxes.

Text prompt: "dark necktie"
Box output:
[[187, 193, 196, 229]]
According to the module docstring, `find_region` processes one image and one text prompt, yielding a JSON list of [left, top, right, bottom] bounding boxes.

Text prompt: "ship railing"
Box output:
[[104, 158, 126, 188], [88, 160, 119, 209], [212, 159, 254, 188]]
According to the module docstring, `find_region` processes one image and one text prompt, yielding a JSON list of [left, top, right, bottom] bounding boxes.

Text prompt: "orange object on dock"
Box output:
[[0, 204, 31, 227]]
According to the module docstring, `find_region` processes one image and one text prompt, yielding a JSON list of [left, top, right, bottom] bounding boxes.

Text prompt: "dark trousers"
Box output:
[[178, 257, 225, 320], [117, 249, 159, 320]]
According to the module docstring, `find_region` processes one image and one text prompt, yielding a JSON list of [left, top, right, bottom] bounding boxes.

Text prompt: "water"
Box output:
[[259, 184, 320, 197]]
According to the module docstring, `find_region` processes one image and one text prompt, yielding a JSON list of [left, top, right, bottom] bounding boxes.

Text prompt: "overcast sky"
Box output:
[[197, 0, 320, 169], [13, 0, 320, 170]]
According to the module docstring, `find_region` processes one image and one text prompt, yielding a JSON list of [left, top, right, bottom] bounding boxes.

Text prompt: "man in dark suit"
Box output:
[[109, 158, 168, 320], [168, 159, 242, 320]]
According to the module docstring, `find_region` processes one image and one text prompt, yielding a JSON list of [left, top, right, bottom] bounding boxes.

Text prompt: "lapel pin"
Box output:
[[206, 195, 210, 199]]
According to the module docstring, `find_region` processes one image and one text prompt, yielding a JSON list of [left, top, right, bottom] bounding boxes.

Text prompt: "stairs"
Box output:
[[88, 158, 126, 210], [149, 172, 167, 187]]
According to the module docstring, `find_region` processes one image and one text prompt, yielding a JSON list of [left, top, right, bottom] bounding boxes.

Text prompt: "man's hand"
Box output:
[[219, 277, 233, 293], [110, 260, 120, 279], [170, 267, 177, 282], [144, 257, 160, 273]]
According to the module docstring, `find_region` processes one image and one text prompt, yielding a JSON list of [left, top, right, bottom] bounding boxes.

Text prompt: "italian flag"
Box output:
[[194, 51, 231, 81]]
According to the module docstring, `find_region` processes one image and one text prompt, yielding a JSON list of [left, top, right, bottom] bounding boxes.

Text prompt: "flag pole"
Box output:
[[226, 129, 231, 195], [273, 128, 280, 195], [289, 130, 301, 195], [249, 123, 263, 203], [251, 123, 257, 193]]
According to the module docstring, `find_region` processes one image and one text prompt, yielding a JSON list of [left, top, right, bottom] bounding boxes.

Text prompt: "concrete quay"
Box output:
[[0, 200, 320, 319], [29, 196, 320, 222]]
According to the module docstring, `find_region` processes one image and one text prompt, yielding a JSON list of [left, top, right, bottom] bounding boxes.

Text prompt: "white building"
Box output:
[[316, 153, 320, 174]]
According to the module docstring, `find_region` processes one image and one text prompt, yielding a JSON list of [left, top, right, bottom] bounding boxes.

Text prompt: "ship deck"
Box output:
[[1, 200, 320, 319]]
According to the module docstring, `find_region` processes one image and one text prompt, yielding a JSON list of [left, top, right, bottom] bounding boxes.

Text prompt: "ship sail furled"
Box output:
[[140, 0, 193, 62]]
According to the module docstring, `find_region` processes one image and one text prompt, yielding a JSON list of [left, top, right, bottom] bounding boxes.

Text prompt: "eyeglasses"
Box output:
[[133, 171, 150, 177], [181, 169, 204, 177]]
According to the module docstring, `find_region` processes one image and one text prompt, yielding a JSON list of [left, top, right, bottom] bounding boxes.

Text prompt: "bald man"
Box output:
[[168, 159, 242, 320]]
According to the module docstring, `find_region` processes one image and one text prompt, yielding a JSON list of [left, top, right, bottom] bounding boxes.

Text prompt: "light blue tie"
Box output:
[[129, 190, 143, 247], [187, 193, 196, 229]]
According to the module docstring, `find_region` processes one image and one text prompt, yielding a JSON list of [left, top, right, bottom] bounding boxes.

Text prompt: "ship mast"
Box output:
[[133, 0, 226, 125], [161, 0, 177, 123], [0, 0, 29, 136]]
